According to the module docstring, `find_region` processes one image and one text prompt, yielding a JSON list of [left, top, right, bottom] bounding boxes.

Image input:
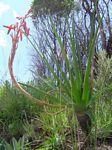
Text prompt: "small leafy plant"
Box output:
[[6, 136, 25, 150]]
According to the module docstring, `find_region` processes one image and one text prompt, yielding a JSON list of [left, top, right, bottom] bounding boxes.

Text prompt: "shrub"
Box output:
[[0, 81, 40, 140], [94, 50, 112, 101], [93, 50, 112, 137]]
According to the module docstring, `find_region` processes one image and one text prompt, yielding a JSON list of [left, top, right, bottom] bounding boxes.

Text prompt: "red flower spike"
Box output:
[[3, 25, 14, 34], [4, 9, 31, 43]]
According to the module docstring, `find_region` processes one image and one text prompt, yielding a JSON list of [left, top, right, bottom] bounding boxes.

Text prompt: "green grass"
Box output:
[[0, 89, 112, 149], [0, 81, 41, 140], [95, 100, 112, 138]]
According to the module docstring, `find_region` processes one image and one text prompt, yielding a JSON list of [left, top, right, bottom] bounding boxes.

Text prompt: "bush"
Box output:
[[93, 51, 112, 137], [0, 81, 40, 140], [94, 50, 112, 100]]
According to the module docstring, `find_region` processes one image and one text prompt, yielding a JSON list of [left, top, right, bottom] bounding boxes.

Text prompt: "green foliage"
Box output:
[[32, 0, 80, 18], [94, 50, 112, 100], [40, 111, 68, 134], [28, 17, 99, 114], [23, 122, 36, 139], [93, 50, 112, 137], [25, 15, 100, 137], [0, 137, 6, 150], [34, 108, 77, 149], [0, 81, 40, 138], [6, 136, 26, 150], [95, 101, 112, 138], [40, 134, 64, 150]]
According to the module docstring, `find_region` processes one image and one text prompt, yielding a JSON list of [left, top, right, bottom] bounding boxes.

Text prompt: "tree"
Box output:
[[32, 0, 79, 17], [81, 0, 112, 56]]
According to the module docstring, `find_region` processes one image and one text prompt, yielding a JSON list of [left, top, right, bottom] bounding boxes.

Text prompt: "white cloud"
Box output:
[[0, 2, 10, 18], [0, 30, 7, 47], [12, 10, 19, 18]]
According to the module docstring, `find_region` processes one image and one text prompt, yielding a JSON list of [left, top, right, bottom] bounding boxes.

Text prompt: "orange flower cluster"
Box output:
[[3, 9, 32, 42]]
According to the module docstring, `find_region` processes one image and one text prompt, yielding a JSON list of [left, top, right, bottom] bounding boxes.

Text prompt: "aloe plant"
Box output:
[[4, 9, 99, 135], [27, 17, 99, 135]]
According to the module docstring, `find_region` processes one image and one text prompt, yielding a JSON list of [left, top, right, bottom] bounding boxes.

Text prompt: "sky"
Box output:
[[0, 0, 34, 83]]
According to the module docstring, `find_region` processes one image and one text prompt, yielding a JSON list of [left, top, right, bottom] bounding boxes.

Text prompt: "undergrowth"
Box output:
[[0, 51, 112, 149]]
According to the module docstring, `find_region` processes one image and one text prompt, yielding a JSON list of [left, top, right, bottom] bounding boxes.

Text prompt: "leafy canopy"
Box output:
[[32, 0, 80, 17]]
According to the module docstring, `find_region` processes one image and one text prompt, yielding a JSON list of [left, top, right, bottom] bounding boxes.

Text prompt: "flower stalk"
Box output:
[[4, 9, 64, 108]]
